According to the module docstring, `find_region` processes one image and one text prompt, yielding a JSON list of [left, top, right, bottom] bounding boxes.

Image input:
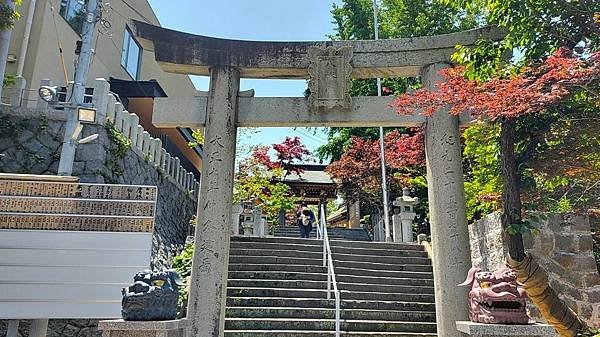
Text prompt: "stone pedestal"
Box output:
[[253, 218, 266, 237], [98, 319, 188, 337], [392, 213, 415, 243], [456, 321, 556, 337], [423, 63, 472, 337], [231, 203, 243, 235]]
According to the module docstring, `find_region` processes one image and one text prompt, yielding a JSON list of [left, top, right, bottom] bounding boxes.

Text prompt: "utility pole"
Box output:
[[0, 0, 17, 103], [57, 0, 100, 176], [372, 0, 392, 242]]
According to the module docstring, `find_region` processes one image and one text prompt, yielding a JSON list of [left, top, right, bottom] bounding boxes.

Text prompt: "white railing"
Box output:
[[93, 79, 200, 199], [32, 78, 201, 200], [320, 204, 340, 337]]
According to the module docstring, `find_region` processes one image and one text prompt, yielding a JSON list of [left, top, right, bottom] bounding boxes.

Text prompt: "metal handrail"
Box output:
[[321, 204, 341, 337]]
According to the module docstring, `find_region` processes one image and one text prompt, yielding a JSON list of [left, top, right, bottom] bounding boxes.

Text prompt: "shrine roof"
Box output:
[[280, 164, 335, 186]]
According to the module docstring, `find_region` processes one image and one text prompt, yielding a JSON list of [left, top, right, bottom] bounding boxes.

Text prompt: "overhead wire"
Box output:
[[110, 0, 153, 24]]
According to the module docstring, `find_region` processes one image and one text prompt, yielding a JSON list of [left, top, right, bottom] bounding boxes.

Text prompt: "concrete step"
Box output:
[[230, 256, 323, 266], [232, 236, 323, 245], [225, 331, 437, 337], [226, 307, 436, 321], [335, 266, 433, 280], [330, 240, 423, 251], [229, 263, 326, 273], [336, 274, 434, 287], [228, 279, 327, 290], [224, 318, 437, 333], [227, 279, 433, 295], [228, 271, 434, 287], [231, 241, 323, 252], [231, 248, 324, 259], [226, 297, 435, 312], [332, 245, 426, 258], [338, 282, 434, 295], [229, 271, 328, 282], [334, 260, 433, 272], [333, 252, 431, 265], [340, 291, 435, 303], [227, 288, 435, 303]]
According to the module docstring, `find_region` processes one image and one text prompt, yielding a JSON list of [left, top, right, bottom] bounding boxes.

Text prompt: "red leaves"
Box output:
[[326, 130, 425, 193], [393, 48, 600, 120], [250, 136, 312, 175]]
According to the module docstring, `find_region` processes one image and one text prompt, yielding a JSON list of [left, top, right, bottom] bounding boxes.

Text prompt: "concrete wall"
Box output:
[[469, 212, 600, 328], [5, 0, 197, 105]]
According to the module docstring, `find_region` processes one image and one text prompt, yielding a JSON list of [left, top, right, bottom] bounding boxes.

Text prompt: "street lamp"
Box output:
[[38, 85, 58, 103]]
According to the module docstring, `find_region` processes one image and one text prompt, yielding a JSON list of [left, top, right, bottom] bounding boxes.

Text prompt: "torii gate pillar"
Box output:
[[423, 63, 471, 337], [187, 66, 240, 336]]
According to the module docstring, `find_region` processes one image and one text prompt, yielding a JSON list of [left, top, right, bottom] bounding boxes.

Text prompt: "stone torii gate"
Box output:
[[130, 21, 503, 337]]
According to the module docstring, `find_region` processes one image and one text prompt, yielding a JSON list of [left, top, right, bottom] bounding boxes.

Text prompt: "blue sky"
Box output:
[[147, 0, 344, 158]]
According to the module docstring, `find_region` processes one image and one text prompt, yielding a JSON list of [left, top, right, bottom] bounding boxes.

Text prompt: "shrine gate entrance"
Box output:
[[130, 21, 503, 337]]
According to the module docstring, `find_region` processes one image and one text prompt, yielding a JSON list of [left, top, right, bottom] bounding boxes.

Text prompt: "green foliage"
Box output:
[[463, 122, 502, 221], [580, 327, 600, 337], [506, 219, 539, 236], [172, 242, 194, 304], [442, 0, 600, 80], [234, 164, 300, 225], [104, 121, 131, 178], [319, 0, 481, 163], [0, 0, 21, 31], [105, 121, 131, 159], [188, 129, 204, 147]]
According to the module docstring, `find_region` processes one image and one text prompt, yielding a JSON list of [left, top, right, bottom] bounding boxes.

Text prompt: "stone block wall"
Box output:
[[469, 212, 600, 328]]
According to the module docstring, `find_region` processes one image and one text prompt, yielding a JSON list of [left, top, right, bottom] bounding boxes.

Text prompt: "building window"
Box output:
[[60, 0, 87, 34], [121, 29, 141, 80]]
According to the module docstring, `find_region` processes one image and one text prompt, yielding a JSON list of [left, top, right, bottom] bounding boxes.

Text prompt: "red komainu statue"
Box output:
[[459, 267, 530, 324]]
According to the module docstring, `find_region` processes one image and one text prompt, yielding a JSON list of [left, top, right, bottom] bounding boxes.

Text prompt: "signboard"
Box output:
[[0, 178, 158, 319]]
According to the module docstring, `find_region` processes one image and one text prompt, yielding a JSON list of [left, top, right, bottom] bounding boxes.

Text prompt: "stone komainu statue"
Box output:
[[121, 269, 183, 321]]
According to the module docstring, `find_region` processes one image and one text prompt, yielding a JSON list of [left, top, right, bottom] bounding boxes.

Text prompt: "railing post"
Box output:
[[323, 238, 327, 268], [327, 263, 332, 300], [335, 295, 341, 337]]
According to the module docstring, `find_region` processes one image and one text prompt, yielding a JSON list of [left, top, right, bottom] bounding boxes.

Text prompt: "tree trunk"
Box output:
[[501, 118, 584, 336], [499, 118, 526, 262]]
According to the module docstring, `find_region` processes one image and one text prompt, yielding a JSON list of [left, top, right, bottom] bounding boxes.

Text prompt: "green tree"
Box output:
[[0, 0, 20, 31], [320, 0, 480, 163], [319, 0, 480, 219]]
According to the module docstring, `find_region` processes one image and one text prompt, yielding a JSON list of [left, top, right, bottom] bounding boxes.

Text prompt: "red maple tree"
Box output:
[[393, 48, 600, 119], [251, 136, 312, 176], [326, 130, 425, 204], [393, 48, 600, 261]]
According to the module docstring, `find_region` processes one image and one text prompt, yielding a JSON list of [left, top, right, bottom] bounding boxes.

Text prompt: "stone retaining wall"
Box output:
[[469, 212, 600, 328]]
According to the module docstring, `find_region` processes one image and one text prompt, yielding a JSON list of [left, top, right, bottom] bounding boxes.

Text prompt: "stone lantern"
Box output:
[[241, 200, 256, 236], [392, 187, 419, 243], [240, 200, 266, 237]]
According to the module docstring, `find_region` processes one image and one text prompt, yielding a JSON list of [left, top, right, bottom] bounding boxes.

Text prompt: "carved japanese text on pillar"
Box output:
[[307, 46, 353, 111]]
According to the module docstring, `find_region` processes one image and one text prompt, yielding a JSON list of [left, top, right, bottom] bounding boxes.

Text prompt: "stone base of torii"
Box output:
[[129, 20, 504, 337]]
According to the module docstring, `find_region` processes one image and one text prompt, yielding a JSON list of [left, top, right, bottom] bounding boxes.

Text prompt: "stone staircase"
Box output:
[[225, 234, 437, 336], [274, 226, 372, 241]]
